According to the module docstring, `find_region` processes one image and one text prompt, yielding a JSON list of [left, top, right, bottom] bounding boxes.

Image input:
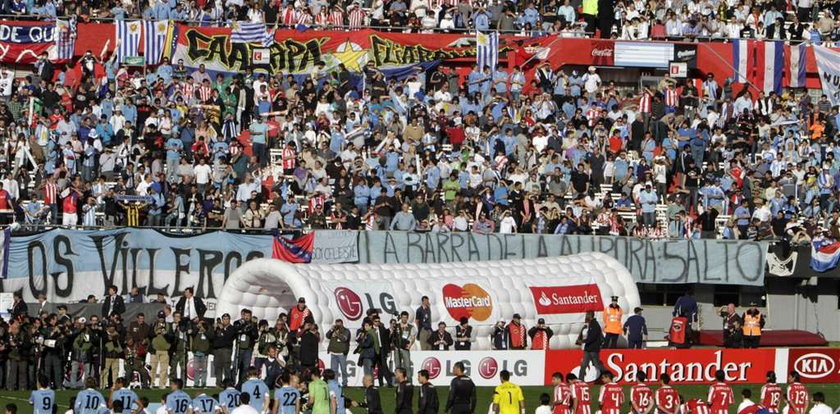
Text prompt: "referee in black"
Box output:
[[445, 362, 476, 414]]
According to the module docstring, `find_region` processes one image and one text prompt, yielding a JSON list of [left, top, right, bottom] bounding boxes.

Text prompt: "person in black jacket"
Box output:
[[394, 368, 413, 414], [212, 313, 236, 383], [372, 316, 394, 387], [9, 292, 27, 321], [101, 285, 126, 318], [417, 370, 439, 414], [356, 374, 383, 414], [576, 311, 605, 380], [175, 287, 207, 322], [445, 362, 476, 414], [427, 322, 454, 351]]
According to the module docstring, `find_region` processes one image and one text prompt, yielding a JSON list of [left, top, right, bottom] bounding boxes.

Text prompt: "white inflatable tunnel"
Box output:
[[217, 252, 640, 349]]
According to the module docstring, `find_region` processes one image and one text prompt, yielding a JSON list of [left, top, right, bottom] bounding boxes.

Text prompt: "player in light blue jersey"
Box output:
[[29, 376, 56, 414], [241, 367, 270, 413], [75, 378, 107, 414], [110, 378, 139, 414], [189, 393, 220, 414], [219, 379, 241, 413], [166, 379, 192, 414], [271, 372, 300, 414], [324, 370, 345, 414]]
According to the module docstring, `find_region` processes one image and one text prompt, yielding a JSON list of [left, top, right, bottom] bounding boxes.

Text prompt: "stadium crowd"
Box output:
[[6, 0, 840, 42], [0, 22, 838, 245]]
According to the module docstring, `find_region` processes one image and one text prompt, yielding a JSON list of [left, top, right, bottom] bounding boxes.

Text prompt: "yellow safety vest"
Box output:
[[743, 313, 762, 336]]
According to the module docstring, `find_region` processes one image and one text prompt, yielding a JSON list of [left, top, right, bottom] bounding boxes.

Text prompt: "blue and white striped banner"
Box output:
[[476, 31, 498, 73], [789, 42, 807, 89], [54, 18, 76, 60], [143, 20, 169, 65], [732, 39, 750, 83], [115, 20, 141, 63], [231, 21, 269, 44]]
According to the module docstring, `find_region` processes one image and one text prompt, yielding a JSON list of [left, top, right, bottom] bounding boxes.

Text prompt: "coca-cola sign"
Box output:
[[590, 40, 614, 65], [529, 285, 604, 314]]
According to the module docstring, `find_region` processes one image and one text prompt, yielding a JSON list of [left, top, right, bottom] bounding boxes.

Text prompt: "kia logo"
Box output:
[[422, 357, 442, 379], [794, 353, 836, 379], [478, 357, 498, 379], [334, 287, 363, 320]]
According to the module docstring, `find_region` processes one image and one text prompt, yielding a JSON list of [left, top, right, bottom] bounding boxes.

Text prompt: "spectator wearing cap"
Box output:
[[602, 295, 623, 349], [623, 307, 648, 349], [528, 318, 553, 350], [212, 313, 235, 384], [289, 297, 313, 334], [506, 313, 527, 350]]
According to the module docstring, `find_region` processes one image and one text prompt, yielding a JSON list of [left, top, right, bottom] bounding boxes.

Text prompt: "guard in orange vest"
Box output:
[[602, 296, 623, 348], [742, 302, 765, 348]]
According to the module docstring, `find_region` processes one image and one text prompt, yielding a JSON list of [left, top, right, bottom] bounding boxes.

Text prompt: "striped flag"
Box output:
[[231, 21, 269, 44], [476, 31, 499, 72], [732, 39, 750, 83], [788, 42, 807, 88], [54, 18, 76, 60], [115, 20, 141, 63], [143, 20, 170, 65], [0, 227, 9, 279], [754, 41, 784, 95]]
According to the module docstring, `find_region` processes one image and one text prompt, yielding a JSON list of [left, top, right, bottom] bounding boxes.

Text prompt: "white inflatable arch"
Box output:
[[217, 252, 640, 349]]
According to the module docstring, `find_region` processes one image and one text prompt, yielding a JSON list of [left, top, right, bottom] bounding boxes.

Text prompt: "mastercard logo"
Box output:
[[442, 283, 493, 322]]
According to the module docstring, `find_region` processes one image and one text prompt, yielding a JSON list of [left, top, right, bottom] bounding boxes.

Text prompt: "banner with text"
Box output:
[[1, 229, 272, 305], [356, 232, 767, 286], [0, 23, 57, 63], [319, 350, 546, 387], [815, 45, 840, 105], [544, 349, 780, 385]]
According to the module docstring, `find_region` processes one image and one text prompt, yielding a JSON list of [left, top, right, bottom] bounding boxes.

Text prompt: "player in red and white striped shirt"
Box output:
[[567, 373, 590, 414], [550, 372, 571, 414], [760, 371, 782, 413], [683, 398, 710, 414], [598, 371, 624, 414], [655, 374, 680, 414], [638, 88, 653, 113], [631, 372, 654, 414], [707, 370, 734, 414], [785, 371, 809, 414], [282, 142, 296, 174], [197, 81, 213, 103]]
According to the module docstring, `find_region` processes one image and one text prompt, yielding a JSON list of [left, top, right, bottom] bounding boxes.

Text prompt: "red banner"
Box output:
[[787, 348, 840, 383], [544, 349, 777, 385], [529, 284, 603, 315]]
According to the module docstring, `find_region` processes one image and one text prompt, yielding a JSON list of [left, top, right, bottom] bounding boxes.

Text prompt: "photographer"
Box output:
[[123, 337, 150, 389], [168, 311, 191, 382], [69, 317, 94, 389], [355, 320, 376, 377], [212, 313, 235, 384], [191, 320, 214, 388], [233, 309, 258, 384], [6, 320, 32, 390], [253, 320, 275, 373], [86, 315, 105, 379], [271, 317, 290, 364], [150, 313, 172, 388], [40, 314, 65, 389], [100, 326, 123, 388], [325, 319, 351, 388]]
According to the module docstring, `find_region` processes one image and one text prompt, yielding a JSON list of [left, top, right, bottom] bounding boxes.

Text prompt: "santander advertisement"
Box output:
[[529, 284, 604, 314], [544, 349, 777, 385]]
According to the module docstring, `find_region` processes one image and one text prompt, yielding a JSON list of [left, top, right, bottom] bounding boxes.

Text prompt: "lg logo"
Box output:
[[421, 358, 442, 379], [334, 288, 363, 320], [478, 357, 498, 379]]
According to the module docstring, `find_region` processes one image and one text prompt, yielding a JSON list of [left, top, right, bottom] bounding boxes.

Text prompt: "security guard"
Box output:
[[602, 296, 623, 348], [742, 302, 765, 348]]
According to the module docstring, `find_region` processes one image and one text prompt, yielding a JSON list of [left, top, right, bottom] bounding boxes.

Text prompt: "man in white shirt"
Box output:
[[737, 389, 755, 413], [807, 392, 831, 414], [230, 393, 259, 414]]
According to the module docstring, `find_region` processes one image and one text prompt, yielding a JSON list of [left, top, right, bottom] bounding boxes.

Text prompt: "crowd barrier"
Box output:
[[81, 347, 840, 388]]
